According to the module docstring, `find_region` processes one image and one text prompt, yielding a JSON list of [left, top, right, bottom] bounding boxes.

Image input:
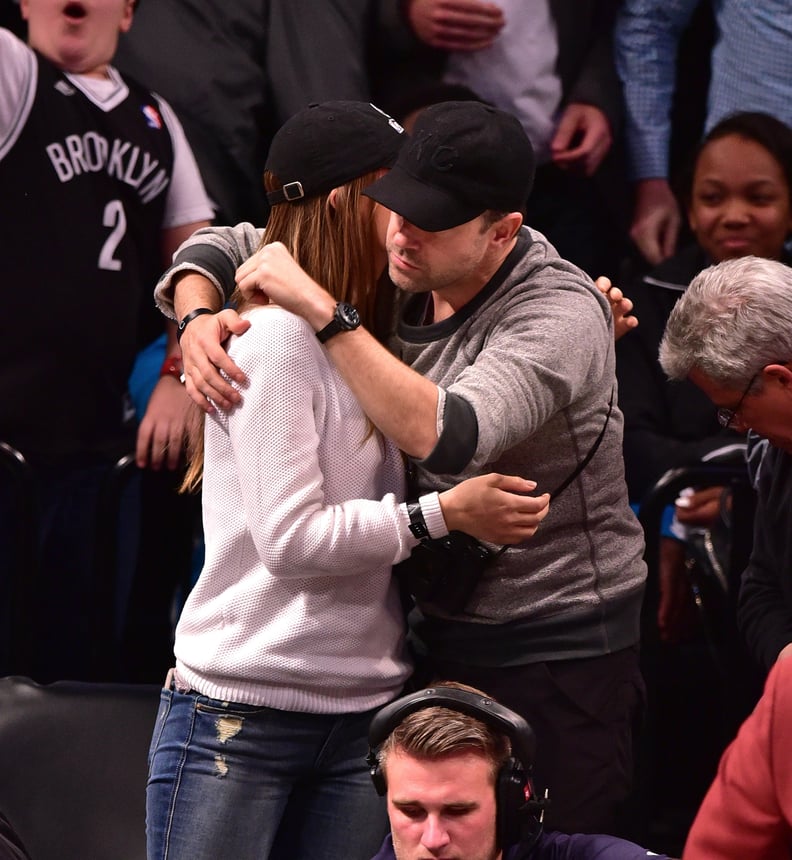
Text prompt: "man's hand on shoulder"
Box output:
[[180, 309, 250, 412], [595, 276, 638, 341], [235, 242, 336, 333]]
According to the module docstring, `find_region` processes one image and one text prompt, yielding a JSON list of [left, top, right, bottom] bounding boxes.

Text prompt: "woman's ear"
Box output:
[[328, 187, 340, 211]]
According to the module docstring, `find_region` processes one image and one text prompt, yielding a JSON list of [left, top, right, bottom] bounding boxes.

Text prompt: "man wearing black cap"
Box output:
[[154, 99, 646, 836]]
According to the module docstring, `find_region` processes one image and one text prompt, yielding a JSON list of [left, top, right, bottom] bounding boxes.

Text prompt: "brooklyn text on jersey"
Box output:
[[46, 131, 170, 204]]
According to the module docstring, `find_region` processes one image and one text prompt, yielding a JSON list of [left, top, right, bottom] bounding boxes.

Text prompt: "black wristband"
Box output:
[[407, 501, 430, 541], [177, 307, 215, 343]]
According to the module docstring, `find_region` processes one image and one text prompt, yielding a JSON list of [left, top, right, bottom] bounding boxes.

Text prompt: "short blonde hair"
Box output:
[[377, 682, 512, 783]]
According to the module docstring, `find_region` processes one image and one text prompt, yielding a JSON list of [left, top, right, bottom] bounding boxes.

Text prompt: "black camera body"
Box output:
[[394, 530, 500, 615]]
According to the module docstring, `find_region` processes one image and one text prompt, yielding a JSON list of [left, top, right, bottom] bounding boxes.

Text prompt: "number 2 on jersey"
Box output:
[[99, 199, 127, 271]]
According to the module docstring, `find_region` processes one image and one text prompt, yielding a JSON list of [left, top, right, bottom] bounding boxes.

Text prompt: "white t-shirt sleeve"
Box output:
[[0, 29, 37, 161], [155, 93, 215, 227]]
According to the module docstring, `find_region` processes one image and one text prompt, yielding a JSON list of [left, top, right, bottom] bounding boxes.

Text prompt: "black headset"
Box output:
[[366, 686, 544, 852]]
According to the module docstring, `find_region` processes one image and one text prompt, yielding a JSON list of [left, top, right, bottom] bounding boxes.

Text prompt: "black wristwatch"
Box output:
[[316, 302, 361, 344], [407, 501, 431, 541]]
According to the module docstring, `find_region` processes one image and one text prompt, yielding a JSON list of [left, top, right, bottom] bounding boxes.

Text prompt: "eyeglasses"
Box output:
[[716, 370, 760, 429]]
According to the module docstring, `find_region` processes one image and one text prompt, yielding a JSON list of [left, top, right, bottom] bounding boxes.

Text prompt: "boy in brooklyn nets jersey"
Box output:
[[0, 0, 213, 680]]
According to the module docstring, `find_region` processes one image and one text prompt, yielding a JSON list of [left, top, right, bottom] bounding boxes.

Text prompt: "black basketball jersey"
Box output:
[[0, 51, 175, 462]]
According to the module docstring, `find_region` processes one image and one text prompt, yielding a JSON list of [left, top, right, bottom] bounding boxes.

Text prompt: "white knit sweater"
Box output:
[[175, 307, 416, 713]]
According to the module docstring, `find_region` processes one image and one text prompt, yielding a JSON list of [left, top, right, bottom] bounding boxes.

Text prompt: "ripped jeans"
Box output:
[[146, 684, 388, 860]]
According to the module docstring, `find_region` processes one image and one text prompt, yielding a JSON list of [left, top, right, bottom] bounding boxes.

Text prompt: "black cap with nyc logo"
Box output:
[[364, 100, 535, 232]]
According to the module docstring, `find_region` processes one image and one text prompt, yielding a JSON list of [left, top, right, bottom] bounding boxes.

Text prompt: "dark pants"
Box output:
[[0, 457, 117, 681], [0, 454, 196, 683], [416, 646, 645, 835]]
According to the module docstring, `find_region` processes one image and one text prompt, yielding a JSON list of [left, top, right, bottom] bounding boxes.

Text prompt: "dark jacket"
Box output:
[[116, 0, 272, 225], [0, 813, 30, 860], [371, 831, 668, 859], [549, 0, 623, 130], [615, 245, 747, 503], [737, 444, 792, 672], [115, 1, 424, 224]]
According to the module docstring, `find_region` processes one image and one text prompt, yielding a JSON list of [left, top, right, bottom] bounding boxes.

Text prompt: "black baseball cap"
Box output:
[[363, 101, 535, 232], [266, 101, 406, 206]]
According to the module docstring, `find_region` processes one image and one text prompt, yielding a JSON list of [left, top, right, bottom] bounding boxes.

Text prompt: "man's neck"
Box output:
[[430, 236, 517, 322]]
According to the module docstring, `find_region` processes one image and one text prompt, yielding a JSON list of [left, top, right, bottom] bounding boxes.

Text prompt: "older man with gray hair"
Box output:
[[659, 254, 792, 673]]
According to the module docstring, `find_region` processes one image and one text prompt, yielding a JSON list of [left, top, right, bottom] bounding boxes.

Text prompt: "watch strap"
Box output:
[[177, 307, 215, 343], [316, 302, 360, 344], [316, 317, 342, 344], [407, 501, 431, 541]]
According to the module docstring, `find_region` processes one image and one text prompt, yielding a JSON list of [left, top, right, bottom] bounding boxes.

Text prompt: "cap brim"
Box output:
[[364, 165, 484, 232]]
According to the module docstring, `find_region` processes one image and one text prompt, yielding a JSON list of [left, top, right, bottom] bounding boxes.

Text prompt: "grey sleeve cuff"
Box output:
[[413, 392, 478, 475], [171, 243, 240, 301]]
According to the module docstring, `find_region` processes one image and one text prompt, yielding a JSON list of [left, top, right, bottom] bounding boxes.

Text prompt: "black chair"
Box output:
[[639, 462, 757, 669], [0, 676, 160, 860]]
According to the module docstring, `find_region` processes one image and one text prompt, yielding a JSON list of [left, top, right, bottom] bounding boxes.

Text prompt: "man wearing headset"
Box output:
[[367, 683, 667, 860]]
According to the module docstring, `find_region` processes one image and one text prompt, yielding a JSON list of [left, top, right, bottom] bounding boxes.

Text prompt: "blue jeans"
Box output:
[[146, 686, 389, 860]]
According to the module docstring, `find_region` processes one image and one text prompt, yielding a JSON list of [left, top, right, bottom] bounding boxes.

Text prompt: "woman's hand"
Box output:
[[439, 473, 550, 544]]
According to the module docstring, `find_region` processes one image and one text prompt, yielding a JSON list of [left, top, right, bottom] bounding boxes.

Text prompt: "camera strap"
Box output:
[[548, 385, 615, 500], [491, 384, 615, 556]]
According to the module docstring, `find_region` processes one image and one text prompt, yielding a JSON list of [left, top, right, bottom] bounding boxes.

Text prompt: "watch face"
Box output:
[[337, 302, 361, 330]]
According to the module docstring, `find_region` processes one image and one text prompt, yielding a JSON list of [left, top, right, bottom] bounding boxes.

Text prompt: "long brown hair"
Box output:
[[182, 169, 383, 491], [248, 169, 383, 325]]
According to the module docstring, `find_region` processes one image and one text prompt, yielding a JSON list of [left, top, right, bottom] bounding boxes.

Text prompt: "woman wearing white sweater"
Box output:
[[145, 101, 549, 860]]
